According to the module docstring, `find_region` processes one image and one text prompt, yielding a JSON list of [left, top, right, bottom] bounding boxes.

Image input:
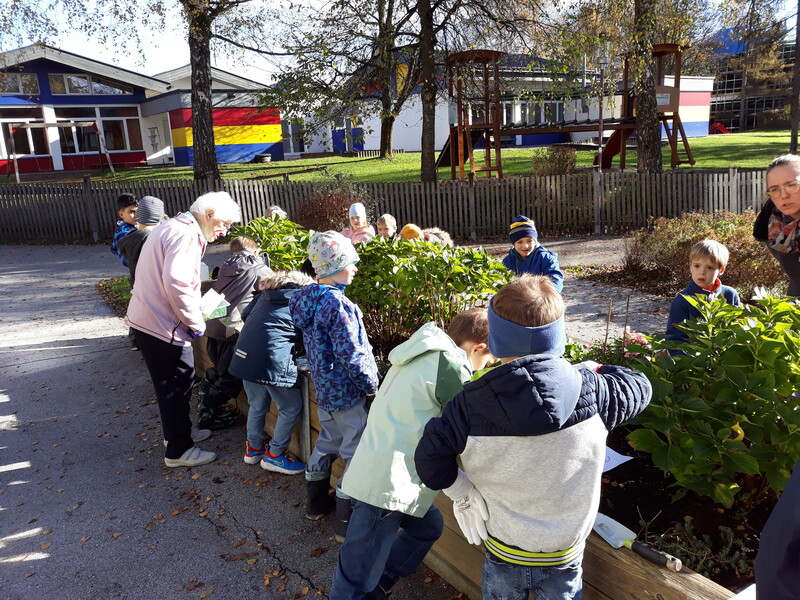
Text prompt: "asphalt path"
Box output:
[[0, 244, 456, 600]]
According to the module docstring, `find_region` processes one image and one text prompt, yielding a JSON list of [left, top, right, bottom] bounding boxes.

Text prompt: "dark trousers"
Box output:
[[205, 336, 243, 405], [133, 329, 194, 459]]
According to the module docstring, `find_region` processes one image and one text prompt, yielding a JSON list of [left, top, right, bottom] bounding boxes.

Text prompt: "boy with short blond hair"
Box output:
[[376, 214, 398, 239], [415, 275, 651, 600], [330, 308, 494, 599], [666, 238, 741, 343]]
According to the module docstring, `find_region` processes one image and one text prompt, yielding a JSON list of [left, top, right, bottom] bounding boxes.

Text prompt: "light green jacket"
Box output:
[[341, 322, 473, 517]]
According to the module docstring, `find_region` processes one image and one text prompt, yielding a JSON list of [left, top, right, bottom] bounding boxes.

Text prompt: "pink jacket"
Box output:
[[127, 212, 207, 345], [341, 225, 375, 243]]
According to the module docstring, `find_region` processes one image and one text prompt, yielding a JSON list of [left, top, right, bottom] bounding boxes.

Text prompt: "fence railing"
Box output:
[[0, 168, 766, 243]]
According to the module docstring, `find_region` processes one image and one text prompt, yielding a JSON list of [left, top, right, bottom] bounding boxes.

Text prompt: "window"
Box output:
[[0, 73, 39, 95], [0, 118, 48, 158], [502, 102, 514, 125], [53, 106, 142, 153], [49, 73, 132, 95], [543, 101, 564, 124]]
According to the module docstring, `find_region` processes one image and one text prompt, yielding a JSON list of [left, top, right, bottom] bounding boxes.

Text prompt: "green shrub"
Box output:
[[348, 236, 514, 356], [230, 215, 312, 271], [629, 294, 800, 509], [623, 211, 787, 299], [230, 219, 513, 356], [531, 146, 577, 177]]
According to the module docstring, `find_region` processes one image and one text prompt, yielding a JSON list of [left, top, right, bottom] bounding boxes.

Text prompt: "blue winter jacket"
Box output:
[[289, 284, 379, 411], [229, 287, 303, 387], [502, 245, 564, 292], [110, 220, 137, 267], [665, 280, 741, 343], [415, 356, 651, 559]]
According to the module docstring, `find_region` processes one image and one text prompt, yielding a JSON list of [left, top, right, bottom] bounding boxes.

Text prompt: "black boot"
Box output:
[[334, 496, 352, 543], [305, 477, 335, 521], [364, 574, 396, 600]]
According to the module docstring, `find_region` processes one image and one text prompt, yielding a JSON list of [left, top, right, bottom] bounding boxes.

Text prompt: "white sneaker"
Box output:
[[164, 446, 217, 467], [163, 427, 212, 447]]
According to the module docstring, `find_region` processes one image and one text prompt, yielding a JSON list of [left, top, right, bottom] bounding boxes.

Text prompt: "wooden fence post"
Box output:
[[728, 166, 739, 213], [82, 175, 100, 242], [593, 170, 603, 234], [468, 177, 477, 240]]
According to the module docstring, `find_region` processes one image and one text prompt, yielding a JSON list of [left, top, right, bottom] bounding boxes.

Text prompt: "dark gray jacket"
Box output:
[[204, 252, 272, 341], [754, 199, 800, 296]]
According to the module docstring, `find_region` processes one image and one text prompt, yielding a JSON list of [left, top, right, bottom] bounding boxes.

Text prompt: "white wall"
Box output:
[[140, 114, 174, 165]]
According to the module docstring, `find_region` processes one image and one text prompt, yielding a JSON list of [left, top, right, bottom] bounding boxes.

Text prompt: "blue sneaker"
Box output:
[[243, 441, 266, 465], [260, 451, 306, 475]]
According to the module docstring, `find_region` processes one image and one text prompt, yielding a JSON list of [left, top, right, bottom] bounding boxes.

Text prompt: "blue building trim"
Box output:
[[173, 142, 284, 166]]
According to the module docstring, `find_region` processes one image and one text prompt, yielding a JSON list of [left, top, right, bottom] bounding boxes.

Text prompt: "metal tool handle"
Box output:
[[629, 541, 683, 572]]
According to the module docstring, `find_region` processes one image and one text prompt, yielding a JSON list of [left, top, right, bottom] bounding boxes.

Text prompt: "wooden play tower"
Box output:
[[443, 43, 696, 180]]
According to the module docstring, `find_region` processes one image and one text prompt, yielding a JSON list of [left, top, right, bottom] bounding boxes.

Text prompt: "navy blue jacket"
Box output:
[[229, 287, 303, 387], [665, 280, 741, 343], [415, 356, 651, 555], [755, 459, 800, 600], [502, 245, 564, 292]]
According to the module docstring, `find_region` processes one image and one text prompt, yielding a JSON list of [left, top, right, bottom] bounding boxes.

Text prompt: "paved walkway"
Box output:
[[0, 241, 666, 599]]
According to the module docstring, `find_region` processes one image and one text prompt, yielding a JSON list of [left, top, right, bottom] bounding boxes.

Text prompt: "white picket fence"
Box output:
[[0, 168, 766, 242]]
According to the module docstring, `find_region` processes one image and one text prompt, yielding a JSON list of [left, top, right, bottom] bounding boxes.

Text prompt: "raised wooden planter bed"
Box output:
[[193, 341, 734, 600]]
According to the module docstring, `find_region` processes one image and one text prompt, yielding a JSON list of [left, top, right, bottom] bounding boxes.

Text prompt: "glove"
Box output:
[[443, 469, 489, 545], [573, 360, 602, 372], [187, 329, 204, 340]]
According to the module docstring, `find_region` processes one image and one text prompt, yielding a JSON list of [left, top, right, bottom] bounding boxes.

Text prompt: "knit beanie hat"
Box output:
[[137, 196, 165, 226], [487, 296, 565, 358], [307, 230, 359, 279], [400, 224, 423, 241], [509, 216, 538, 242], [349, 202, 367, 219]]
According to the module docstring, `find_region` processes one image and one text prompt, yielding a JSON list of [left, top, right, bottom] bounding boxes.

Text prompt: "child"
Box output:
[[415, 275, 652, 600], [110, 193, 138, 267], [229, 271, 313, 474], [376, 214, 399, 239], [289, 231, 379, 536], [117, 196, 165, 284], [665, 239, 741, 343], [341, 202, 375, 243], [199, 235, 273, 430], [502, 215, 564, 292], [329, 308, 494, 599]]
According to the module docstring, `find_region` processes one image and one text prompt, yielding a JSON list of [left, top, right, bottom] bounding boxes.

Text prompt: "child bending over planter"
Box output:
[[229, 270, 314, 475], [502, 216, 563, 292], [329, 307, 495, 600], [341, 202, 375, 243], [415, 274, 652, 600], [289, 231, 380, 540], [665, 238, 741, 344]]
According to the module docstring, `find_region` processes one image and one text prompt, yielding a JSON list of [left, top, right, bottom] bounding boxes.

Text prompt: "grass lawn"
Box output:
[[6, 128, 792, 184]]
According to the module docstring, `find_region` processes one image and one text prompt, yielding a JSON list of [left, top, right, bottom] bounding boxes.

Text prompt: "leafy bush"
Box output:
[[230, 215, 312, 271], [623, 211, 787, 299], [348, 237, 514, 356], [628, 294, 800, 509], [531, 146, 577, 177], [564, 326, 649, 369], [293, 179, 375, 232]]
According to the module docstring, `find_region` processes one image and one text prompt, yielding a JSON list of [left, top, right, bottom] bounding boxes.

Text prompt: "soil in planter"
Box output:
[[599, 426, 774, 592]]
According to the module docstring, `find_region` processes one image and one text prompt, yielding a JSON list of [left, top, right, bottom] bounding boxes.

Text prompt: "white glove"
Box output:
[[573, 360, 602, 372], [443, 469, 489, 545]]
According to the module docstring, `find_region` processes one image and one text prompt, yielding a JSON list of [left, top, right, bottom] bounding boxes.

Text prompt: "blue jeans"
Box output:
[[329, 500, 444, 600], [243, 380, 303, 456], [482, 552, 583, 600]]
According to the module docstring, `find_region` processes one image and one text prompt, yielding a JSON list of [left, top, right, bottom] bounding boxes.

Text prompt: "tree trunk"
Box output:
[[379, 107, 395, 158], [186, 4, 220, 182], [634, 0, 662, 173], [418, 0, 437, 182]]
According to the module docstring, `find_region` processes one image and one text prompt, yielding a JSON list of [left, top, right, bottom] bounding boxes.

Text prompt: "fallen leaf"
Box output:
[[153, 514, 163, 519], [192, 473, 202, 480], [112, 532, 123, 538], [199, 585, 215, 598], [424, 577, 432, 583], [264, 577, 271, 586], [41, 530, 53, 535], [24, 572, 35, 578], [41, 543, 51, 550], [309, 547, 328, 557], [278, 585, 285, 592], [145, 522, 156, 531], [81, 536, 90, 542], [170, 510, 180, 516], [246, 558, 257, 565], [300, 586, 310, 595]]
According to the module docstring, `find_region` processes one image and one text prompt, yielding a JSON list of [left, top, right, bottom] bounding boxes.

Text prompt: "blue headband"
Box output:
[[487, 297, 566, 358]]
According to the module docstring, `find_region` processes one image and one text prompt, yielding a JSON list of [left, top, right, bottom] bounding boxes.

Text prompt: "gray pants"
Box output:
[[306, 399, 368, 492]]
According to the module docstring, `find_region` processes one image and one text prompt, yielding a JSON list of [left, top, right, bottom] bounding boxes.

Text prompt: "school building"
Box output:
[[0, 44, 283, 174]]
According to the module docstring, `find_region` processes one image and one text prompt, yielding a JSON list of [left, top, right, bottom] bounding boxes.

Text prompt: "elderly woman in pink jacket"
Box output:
[[127, 191, 241, 468]]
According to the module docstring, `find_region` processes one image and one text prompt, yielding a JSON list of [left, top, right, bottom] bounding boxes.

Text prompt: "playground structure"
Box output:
[[441, 44, 696, 180]]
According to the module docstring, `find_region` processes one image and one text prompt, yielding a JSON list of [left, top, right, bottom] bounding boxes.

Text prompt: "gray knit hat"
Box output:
[[137, 196, 165, 226]]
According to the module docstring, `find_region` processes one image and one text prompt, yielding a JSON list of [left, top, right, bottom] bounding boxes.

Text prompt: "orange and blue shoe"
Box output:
[[243, 441, 266, 465], [260, 451, 305, 475]]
